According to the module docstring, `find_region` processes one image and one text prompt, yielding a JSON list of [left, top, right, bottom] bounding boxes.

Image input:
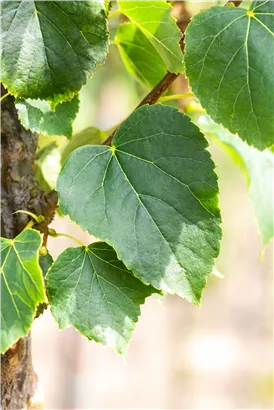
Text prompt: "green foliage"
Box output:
[[57, 104, 222, 305], [39, 251, 53, 278], [1, 0, 272, 354], [118, 1, 184, 73], [197, 115, 274, 246], [1, 230, 46, 353], [116, 23, 166, 88], [46, 242, 157, 355], [184, 1, 274, 150], [15, 96, 79, 139], [35, 141, 61, 191], [1, 1, 109, 105]]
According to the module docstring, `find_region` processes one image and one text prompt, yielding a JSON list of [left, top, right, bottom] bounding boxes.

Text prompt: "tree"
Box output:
[[1, 1, 273, 408]]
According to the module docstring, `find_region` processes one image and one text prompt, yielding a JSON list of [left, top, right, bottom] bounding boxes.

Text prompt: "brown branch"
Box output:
[[102, 72, 179, 146]]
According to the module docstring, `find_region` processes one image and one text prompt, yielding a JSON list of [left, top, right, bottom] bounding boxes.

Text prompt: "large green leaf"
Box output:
[[115, 22, 166, 88], [57, 104, 222, 305], [118, 1, 183, 74], [46, 242, 156, 354], [1, 229, 46, 353], [197, 115, 274, 246], [1, 1, 108, 105], [184, 1, 274, 150], [15, 96, 79, 139]]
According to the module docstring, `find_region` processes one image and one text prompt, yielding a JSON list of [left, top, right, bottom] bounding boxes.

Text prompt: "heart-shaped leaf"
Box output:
[[1, 1, 109, 105], [46, 242, 156, 354], [184, 1, 274, 150], [1, 229, 46, 353], [58, 105, 222, 305]]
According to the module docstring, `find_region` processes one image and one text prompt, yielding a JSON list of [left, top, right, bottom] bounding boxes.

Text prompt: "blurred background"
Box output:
[[31, 1, 273, 408]]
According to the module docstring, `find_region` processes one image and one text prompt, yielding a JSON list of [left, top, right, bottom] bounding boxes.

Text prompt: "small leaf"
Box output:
[[116, 22, 166, 88], [118, 1, 183, 73], [184, 1, 274, 150], [57, 104, 222, 305], [197, 115, 274, 246], [46, 242, 156, 354], [16, 96, 80, 139], [1, 230, 46, 353], [61, 127, 107, 164], [1, 1, 109, 104], [39, 251, 53, 278]]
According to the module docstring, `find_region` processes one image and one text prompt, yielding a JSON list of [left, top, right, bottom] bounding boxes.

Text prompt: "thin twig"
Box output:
[[108, 8, 121, 19], [102, 72, 179, 146], [102, 0, 242, 146], [0, 91, 10, 102], [159, 92, 194, 102]]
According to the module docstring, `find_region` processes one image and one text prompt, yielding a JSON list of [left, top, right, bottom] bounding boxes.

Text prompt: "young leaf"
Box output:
[[39, 251, 53, 278], [1, 229, 46, 354], [197, 115, 274, 247], [46, 242, 156, 355], [184, 1, 274, 150], [115, 22, 166, 88], [15, 96, 79, 139], [118, 1, 183, 74], [1, 1, 109, 105], [57, 104, 222, 305]]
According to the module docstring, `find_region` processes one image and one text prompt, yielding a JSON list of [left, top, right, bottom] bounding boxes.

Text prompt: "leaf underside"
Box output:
[[57, 104, 222, 305], [46, 242, 156, 355], [118, 1, 184, 74], [198, 115, 274, 246], [1, 230, 46, 354], [15, 96, 80, 139], [116, 22, 166, 88], [185, 1, 274, 150], [1, 1, 109, 104]]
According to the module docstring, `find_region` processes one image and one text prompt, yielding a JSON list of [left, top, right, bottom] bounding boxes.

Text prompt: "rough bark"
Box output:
[[1, 337, 38, 410], [1, 85, 57, 409]]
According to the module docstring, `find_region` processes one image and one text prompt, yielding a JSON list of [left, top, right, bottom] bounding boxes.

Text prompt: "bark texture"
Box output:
[[1, 85, 57, 409], [1, 337, 38, 410]]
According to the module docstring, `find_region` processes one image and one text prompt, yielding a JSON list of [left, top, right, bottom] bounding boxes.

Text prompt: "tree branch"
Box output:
[[102, 72, 179, 146]]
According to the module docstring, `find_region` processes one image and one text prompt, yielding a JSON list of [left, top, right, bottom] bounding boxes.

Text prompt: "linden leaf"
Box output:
[[57, 104, 222, 305], [185, 1, 274, 150]]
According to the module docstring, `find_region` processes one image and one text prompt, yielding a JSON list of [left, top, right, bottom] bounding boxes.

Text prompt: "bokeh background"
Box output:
[[31, 1, 273, 408]]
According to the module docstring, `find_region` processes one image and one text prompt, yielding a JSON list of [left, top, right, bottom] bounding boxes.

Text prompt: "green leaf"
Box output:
[[115, 22, 166, 88], [39, 251, 53, 278], [1, 1, 109, 104], [57, 104, 222, 305], [36, 146, 61, 190], [1, 229, 46, 353], [15, 96, 80, 139], [46, 242, 156, 354], [61, 127, 107, 165], [118, 1, 183, 73], [184, 1, 274, 150], [197, 115, 274, 246]]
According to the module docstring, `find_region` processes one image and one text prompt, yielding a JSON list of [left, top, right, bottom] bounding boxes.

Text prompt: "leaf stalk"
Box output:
[[48, 229, 86, 247]]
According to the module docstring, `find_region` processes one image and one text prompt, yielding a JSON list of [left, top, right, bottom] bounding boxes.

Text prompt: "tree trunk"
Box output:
[[1, 85, 57, 409], [1, 336, 39, 410]]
